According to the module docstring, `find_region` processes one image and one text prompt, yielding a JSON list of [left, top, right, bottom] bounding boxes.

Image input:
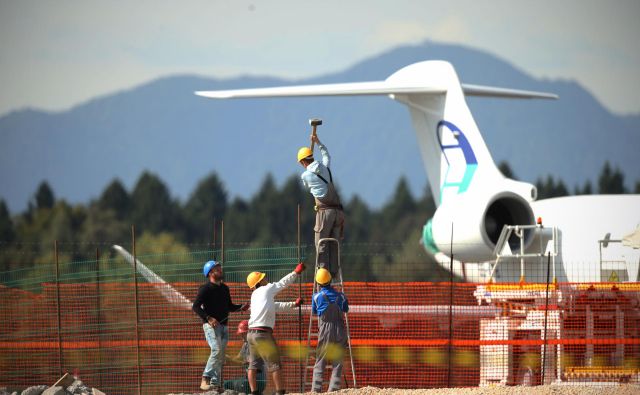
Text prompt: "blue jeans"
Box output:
[[202, 323, 228, 386]]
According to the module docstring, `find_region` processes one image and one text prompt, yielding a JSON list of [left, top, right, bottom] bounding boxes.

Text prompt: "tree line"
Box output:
[[0, 161, 638, 280]]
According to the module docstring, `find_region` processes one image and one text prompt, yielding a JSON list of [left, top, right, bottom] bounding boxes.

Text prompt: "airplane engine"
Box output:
[[423, 187, 536, 262]]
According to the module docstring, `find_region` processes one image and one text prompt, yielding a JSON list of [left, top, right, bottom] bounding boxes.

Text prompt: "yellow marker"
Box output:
[[421, 348, 446, 366], [354, 346, 379, 363], [255, 339, 278, 359], [624, 356, 639, 369], [560, 353, 575, 369], [323, 342, 345, 362], [388, 347, 412, 364], [519, 352, 540, 369], [285, 342, 309, 361], [592, 354, 607, 367], [453, 349, 478, 368]]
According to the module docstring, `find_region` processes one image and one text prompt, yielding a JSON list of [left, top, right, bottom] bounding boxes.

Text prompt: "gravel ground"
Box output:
[[286, 385, 640, 395], [172, 384, 640, 395]]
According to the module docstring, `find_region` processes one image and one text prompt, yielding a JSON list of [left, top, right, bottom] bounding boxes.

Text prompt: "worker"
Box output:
[[311, 268, 349, 392], [192, 260, 249, 392], [245, 263, 306, 395], [298, 134, 344, 277], [223, 320, 266, 393]]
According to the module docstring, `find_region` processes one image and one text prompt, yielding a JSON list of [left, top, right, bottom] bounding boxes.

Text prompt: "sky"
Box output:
[[1, 1, 639, 117]]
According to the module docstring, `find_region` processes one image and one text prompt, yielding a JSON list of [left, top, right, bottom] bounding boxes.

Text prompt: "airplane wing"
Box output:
[[461, 84, 558, 99], [196, 81, 445, 99], [195, 82, 557, 100]]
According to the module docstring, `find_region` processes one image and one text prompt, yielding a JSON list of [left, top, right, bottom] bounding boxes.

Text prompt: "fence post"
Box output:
[[54, 240, 63, 378], [212, 217, 217, 260], [297, 204, 303, 392], [96, 247, 103, 389], [447, 223, 454, 388], [542, 251, 551, 384], [132, 225, 142, 395], [221, 220, 225, 264]]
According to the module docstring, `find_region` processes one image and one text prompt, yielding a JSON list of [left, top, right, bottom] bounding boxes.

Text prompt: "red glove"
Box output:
[[240, 303, 250, 311], [294, 262, 306, 274], [294, 297, 304, 307]]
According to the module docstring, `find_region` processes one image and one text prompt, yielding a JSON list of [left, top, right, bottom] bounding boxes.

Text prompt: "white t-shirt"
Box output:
[[248, 271, 299, 329]]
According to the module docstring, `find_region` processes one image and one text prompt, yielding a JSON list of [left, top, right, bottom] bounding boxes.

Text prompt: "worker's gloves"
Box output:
[[240, 303, 250, 312], [294, 262, 306, 274], [294, 297, 304, 307]]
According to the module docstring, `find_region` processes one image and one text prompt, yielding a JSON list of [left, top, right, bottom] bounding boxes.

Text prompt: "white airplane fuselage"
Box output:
[[531, 194, 640, 282]]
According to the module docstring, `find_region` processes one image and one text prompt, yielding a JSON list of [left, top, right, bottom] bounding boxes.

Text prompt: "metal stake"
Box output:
[[54, 240, 63, 378], [132, 225, 142, 395]]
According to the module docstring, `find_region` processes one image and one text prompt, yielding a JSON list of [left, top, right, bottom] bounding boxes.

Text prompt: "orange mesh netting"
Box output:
[[1, 281, 639, 394]]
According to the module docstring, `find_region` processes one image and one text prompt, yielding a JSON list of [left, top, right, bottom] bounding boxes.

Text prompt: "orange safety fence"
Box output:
[[1, 281, 639, 394]]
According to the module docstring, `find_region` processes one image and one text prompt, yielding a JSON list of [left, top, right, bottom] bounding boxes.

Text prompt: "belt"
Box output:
[[248, 326, 273, 333], [314, 204, 343, 211]]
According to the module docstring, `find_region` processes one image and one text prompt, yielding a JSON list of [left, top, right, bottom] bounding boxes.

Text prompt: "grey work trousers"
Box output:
[[314, 208, 344, 278]]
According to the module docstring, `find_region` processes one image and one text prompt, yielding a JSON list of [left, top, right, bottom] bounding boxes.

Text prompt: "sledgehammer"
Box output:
[[309, 118, 322, 152]]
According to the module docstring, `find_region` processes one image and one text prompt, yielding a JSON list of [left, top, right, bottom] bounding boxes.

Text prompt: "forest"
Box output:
[[0, 161, 637, 282]]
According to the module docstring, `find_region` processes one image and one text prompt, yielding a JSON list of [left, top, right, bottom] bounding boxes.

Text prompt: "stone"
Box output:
[[41, 387, 67, 395], [20, 386, 48, 395]]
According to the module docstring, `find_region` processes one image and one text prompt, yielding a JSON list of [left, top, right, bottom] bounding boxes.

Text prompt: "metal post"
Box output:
[[447, 223, 454, 388], [221, 220, 225, 264], [553, 227, 557, 282], [132, 225, 142, 395], [297, 204, 303, 392], [586, 305, 594, 366], [96, 248, 103, 388], [542, 251, 551, 384], [518, 227, 525, 283], [615, 305, 624, 365], [212, 217, 217, 260], [54, 240, 63, 378]]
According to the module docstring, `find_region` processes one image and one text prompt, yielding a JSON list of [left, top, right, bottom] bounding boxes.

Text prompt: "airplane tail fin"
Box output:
[[384, 61, 555, 206]]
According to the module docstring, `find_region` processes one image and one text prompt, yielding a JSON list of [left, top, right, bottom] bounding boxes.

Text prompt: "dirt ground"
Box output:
[[284, 385, 640, 395]]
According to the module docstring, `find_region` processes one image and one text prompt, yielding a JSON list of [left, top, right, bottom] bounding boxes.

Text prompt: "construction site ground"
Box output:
[[165, 385, 640, 395], [314, 385, 640, 395]]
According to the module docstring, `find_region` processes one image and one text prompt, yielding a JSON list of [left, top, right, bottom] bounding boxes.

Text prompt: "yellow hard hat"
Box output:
[[247, 271, 266, 288], [297, 147, 313, 162], [315, 268, 332, 285]]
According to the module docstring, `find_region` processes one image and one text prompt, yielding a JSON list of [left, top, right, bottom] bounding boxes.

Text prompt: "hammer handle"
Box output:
[[310, 125, 318, 152]]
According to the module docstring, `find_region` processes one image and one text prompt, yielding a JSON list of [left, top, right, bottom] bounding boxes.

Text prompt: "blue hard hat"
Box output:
[[203, 260, 220, 277]]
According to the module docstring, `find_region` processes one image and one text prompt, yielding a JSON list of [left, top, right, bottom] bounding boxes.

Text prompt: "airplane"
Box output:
[[195, 60, 640, 284]]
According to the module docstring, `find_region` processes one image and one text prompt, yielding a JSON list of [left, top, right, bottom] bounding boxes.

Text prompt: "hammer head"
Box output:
[[309, 118, 323, 127]]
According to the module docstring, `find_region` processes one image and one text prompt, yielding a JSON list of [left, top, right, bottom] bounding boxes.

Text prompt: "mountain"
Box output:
[[1, 40, 639, 214]]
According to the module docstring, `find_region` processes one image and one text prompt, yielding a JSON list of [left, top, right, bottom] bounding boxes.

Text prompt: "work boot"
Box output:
[[200, 377, 212, 391]]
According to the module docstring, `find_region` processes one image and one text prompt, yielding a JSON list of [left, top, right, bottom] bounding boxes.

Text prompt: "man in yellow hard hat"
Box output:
[[311, 268, 349, 392], [298, 134, 344, 277], [245, 263, 306, 395]]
